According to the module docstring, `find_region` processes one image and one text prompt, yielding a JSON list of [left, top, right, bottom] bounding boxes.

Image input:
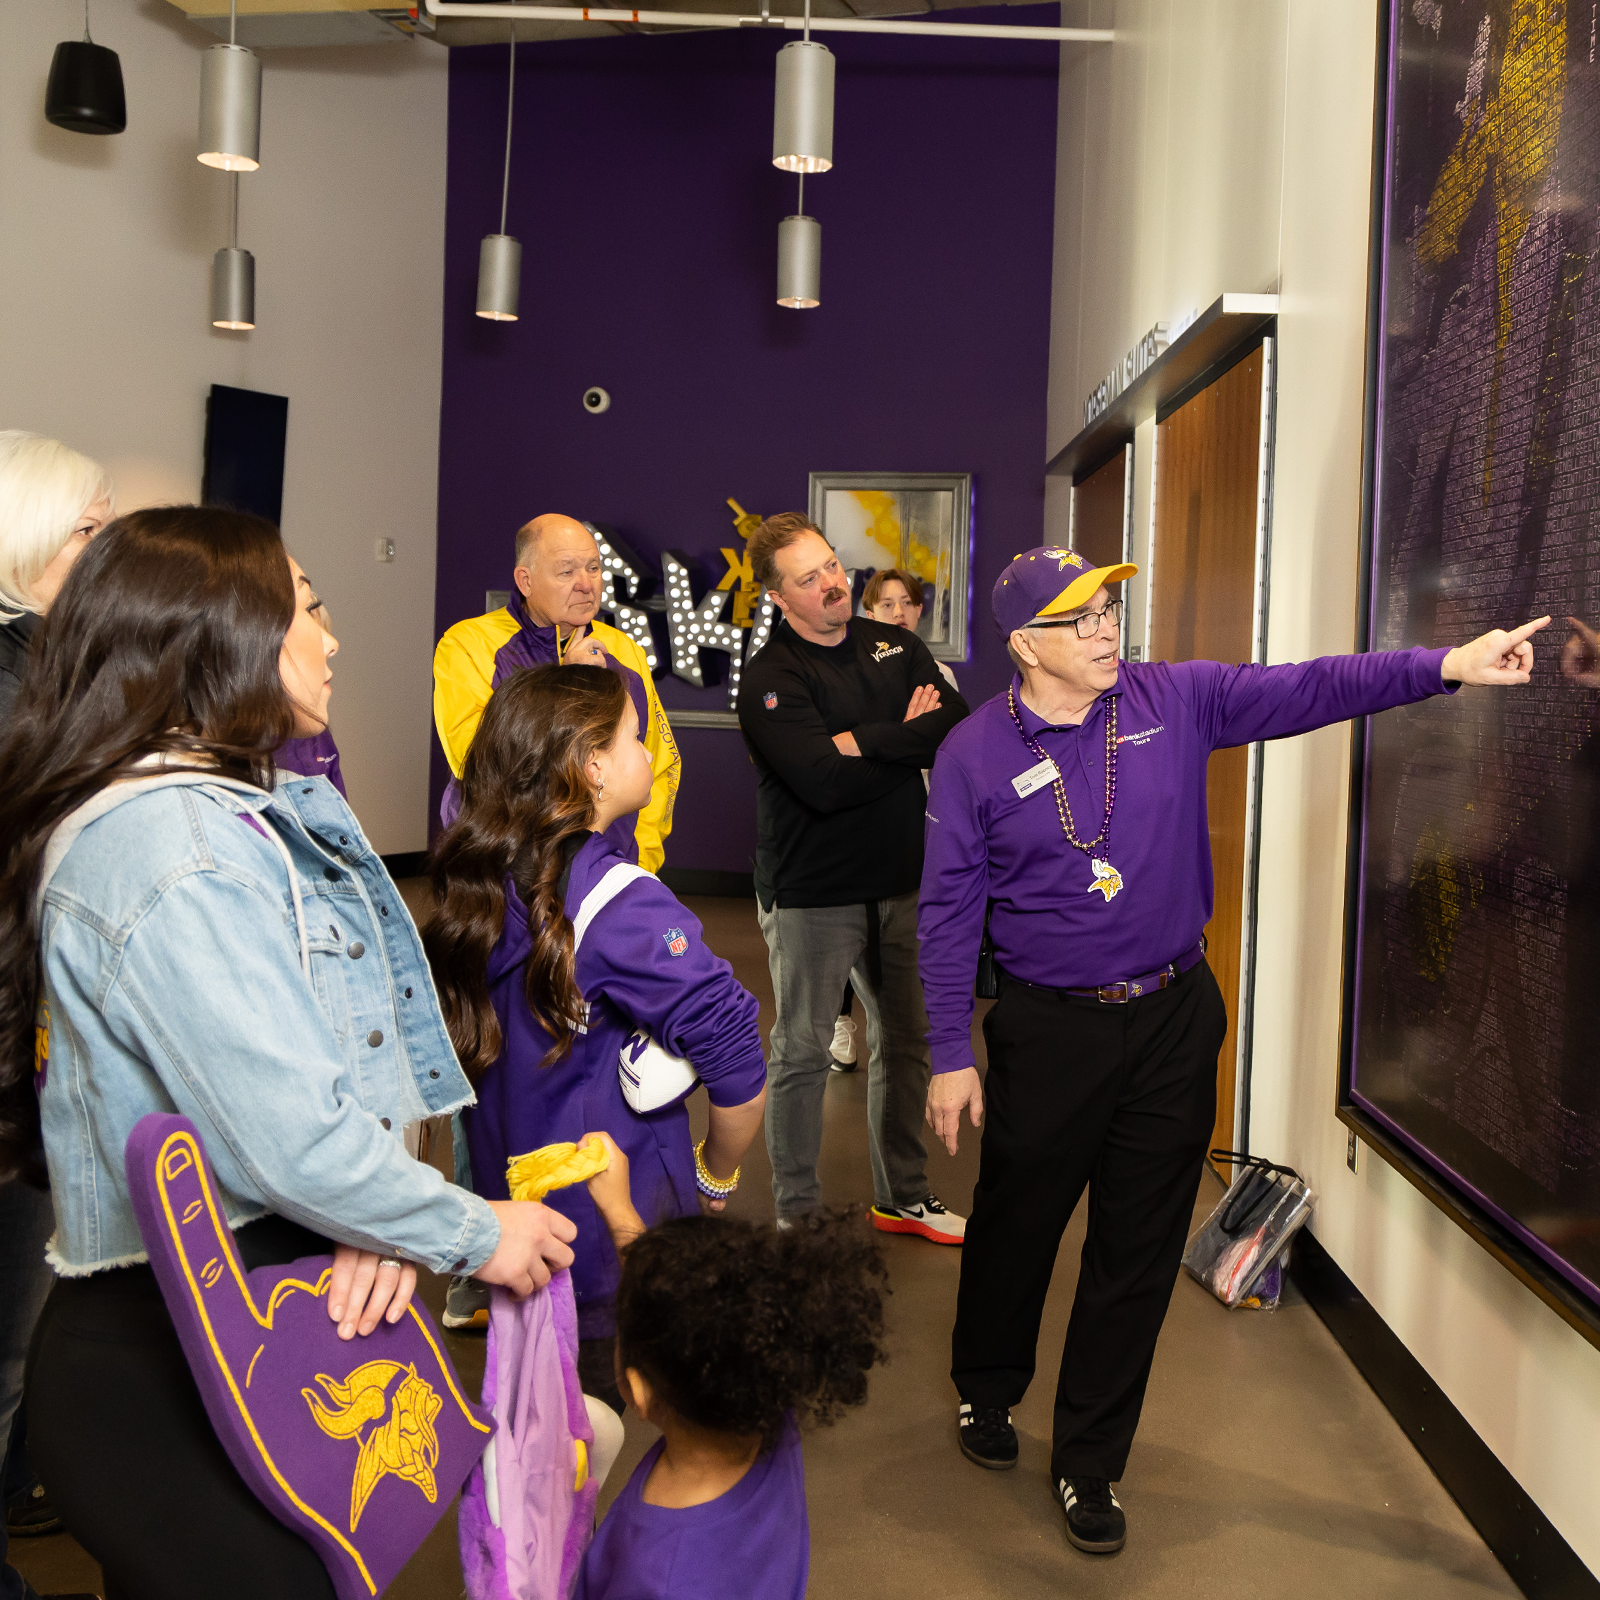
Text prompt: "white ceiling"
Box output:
[[169, 0, 1048, 48]]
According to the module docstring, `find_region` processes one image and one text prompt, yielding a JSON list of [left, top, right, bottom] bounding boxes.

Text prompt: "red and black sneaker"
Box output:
[[870, 1194, 965, 1244]]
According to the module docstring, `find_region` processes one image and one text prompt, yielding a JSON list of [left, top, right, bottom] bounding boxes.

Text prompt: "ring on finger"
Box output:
[[377, 1256, 404, 1271]]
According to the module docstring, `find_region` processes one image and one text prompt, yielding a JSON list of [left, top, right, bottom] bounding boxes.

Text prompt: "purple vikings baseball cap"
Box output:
[[991, 546, 1139, 637]]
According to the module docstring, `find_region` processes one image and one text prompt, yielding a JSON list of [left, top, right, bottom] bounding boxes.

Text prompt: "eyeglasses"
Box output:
[[1027, 599, 1123, 639]]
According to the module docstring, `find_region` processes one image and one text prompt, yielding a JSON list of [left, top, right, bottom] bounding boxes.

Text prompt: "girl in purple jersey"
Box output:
[[575, 1139, 888, 1600], [423, 665, 768, 1408]]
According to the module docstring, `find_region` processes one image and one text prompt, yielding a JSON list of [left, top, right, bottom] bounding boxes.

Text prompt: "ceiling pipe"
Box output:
[[421, 0, 1112, 42]]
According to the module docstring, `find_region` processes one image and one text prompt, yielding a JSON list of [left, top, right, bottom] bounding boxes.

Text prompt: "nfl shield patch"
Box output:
[[763, 691, 778, 709], [664, 928, 689, 957]]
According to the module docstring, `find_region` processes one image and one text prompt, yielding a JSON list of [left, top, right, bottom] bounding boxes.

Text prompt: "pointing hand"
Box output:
[[1441, 616, 1550, 686]]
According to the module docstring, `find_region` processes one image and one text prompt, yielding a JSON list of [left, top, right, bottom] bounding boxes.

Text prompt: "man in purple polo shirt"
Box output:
[[918, 545, 1548, 1556]]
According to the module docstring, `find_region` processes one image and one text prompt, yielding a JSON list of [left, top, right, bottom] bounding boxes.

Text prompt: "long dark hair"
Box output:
[[423, 664, 626, 1077], [0, 506, 301, 1183]]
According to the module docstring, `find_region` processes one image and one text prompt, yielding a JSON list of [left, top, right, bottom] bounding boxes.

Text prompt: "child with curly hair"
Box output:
[[575, 1137, 888, 1600]]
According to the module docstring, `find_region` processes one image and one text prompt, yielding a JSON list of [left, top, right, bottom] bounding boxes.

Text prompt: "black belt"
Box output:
[[998, 940, 1206, 1005]]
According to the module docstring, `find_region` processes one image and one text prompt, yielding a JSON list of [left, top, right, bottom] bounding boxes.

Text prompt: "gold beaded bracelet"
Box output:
[[694, 1138, 739, 1199]]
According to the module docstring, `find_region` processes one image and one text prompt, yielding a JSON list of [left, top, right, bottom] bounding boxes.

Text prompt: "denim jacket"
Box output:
[[35, 767, 501, 1277]]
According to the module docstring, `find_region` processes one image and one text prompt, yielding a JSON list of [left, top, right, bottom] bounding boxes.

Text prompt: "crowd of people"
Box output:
[[0, 428, 1550, 1599]]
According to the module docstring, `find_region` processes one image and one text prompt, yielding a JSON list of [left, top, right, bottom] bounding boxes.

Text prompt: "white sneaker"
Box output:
[[871, 1194, 965, 1244], [829, 1016, 858, 1071]]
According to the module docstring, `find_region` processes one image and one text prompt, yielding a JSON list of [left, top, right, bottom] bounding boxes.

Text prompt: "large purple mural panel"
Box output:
[[1348, 0, 1600, 1322]]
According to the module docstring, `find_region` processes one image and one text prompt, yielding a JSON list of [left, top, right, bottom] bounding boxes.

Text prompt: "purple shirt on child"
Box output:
[[463, 832, 767, 1338], [573, 1418, 808, 1600], [919, 649, 1458, 1075]]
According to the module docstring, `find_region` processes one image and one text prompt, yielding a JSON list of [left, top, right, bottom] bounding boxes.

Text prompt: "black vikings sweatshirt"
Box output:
[[736, 616, 969, 909]]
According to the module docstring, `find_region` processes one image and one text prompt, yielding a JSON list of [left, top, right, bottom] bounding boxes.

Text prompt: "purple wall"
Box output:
[[433, 10, 1059, 873]]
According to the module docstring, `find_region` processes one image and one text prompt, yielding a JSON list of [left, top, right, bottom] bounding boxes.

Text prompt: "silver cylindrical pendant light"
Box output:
[[477, 24, 522, 322], [198, 45, 260, 170], [777, 213, 820, 309], [212, 249, 255, 329], [772, 40, 834, 172], [477, 234, 522, 321], [211, 172, 255, 329]]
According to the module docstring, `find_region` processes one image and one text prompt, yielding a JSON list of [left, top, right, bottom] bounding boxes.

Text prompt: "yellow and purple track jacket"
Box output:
[[432, 595, 680, 871]]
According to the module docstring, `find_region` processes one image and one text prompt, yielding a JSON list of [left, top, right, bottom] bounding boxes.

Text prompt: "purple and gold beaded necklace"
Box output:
[[1006, 683, 1125, 903]]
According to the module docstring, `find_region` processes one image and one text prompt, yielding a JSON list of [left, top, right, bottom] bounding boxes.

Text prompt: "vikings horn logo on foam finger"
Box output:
[[302, 1361, 444, 1532], [123, 1114, 492, 1600]]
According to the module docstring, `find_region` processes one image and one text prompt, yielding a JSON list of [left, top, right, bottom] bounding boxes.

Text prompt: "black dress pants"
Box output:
[[951, 958, 1226, 1483], [26, 1215, 340, 1600]]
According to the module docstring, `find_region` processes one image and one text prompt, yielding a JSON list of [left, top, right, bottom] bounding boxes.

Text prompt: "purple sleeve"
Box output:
[[583, 880, 767, 1107], [1176, 647, 1454, 752], [917, 753, 987, 1076]]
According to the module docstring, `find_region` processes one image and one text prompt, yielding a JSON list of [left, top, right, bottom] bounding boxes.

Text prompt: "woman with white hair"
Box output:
[[0, 430, 114, 716], [0, 429, 111, 1600]]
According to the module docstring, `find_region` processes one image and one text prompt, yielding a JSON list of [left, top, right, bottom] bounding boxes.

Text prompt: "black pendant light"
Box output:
[[46, 2, 126, 136]]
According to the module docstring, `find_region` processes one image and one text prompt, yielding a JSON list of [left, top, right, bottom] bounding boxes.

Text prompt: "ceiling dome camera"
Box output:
[[583, 387, 611, 415]]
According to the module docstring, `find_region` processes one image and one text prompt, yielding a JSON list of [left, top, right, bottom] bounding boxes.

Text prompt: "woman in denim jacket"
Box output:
[[0, 507, 577, 1600]]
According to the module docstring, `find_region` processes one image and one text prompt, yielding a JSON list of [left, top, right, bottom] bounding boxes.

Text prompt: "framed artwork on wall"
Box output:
[[808, 472, 972, 661], [1341, 0, 1600, 1344]]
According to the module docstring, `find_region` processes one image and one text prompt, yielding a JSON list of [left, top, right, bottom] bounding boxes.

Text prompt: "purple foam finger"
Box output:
[[125, 1113, 492, 1600]]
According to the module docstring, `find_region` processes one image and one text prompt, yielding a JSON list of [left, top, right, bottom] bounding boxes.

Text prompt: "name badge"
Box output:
[[1011, 757, 1060, 798]]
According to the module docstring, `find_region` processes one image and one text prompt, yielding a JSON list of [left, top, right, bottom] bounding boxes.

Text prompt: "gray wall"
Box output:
[[0, 0, 450, 853]]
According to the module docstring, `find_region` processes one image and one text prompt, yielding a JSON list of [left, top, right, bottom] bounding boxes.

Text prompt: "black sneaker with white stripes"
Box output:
[[957, 1403, 1018, 1469], [1057, 1475, 1126, 1553]]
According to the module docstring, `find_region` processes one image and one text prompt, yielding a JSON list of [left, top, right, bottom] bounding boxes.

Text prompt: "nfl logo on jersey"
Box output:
[[764, 691, 778, 709], [664, 928, 688, 956]]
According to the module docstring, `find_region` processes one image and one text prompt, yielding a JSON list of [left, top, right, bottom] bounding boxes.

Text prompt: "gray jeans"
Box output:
[[758, 893, 932, 1218]]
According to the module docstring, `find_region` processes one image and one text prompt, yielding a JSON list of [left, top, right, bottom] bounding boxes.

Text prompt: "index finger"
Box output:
[[560, 624, 588, 661], [1505, 616, 1553, 645]]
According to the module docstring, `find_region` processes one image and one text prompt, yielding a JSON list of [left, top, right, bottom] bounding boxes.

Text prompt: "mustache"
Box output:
[[822, 586, 848, 605]]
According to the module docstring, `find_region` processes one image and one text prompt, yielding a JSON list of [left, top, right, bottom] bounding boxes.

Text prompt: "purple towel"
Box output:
[[460, 1278, 598, 1600], [124, 1113, 493, 1600]]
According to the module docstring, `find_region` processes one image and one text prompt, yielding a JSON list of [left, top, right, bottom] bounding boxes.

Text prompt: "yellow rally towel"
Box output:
[[505, 1136, 611, 1203]]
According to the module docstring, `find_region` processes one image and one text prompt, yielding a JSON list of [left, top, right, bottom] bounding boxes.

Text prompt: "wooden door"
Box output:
[[1149, 345, 1267, 1168], [1072, 445, 1129, 572]]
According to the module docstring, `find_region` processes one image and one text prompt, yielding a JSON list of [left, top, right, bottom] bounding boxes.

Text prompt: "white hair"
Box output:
[[0, 431, 115, 619]]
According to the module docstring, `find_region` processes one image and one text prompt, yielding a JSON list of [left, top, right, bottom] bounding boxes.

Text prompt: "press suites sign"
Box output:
[[1083, 321, 1171, 428]]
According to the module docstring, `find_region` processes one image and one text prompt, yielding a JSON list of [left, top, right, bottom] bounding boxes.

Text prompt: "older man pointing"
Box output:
[[918, 545, 1548, 1556], [433, 513, 679, 870]]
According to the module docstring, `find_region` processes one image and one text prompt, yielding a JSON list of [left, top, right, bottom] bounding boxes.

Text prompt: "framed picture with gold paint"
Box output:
[[808, 471, 971, 662]]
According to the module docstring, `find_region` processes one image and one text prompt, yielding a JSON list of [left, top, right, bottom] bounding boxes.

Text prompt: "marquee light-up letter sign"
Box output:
[[587, 523, 777, 712]]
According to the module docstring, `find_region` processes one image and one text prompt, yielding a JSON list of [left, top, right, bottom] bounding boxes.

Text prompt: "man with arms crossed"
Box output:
[[433, 513, 679, 870], [738, 513, 969, 1239], [919, 546, 1547, 1554]]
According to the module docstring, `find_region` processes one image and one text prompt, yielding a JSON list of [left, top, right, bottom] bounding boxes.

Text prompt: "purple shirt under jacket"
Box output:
[[275, 729, 346, 796], [463, 833, 766, 1338], [573, 1416, 807, 1600], [919, 649, 1456, 1076], [454, 593, 647, 862]]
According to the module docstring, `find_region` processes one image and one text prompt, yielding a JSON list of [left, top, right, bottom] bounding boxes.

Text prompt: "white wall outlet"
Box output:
[[375, 537, 395, 564]]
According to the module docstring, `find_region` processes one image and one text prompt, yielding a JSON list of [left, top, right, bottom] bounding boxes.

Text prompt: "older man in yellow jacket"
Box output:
[[433, 513, 679, 870]]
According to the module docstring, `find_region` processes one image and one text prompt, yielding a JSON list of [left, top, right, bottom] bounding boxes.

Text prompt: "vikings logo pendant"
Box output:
[[1086, 858, 1124, 902]]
